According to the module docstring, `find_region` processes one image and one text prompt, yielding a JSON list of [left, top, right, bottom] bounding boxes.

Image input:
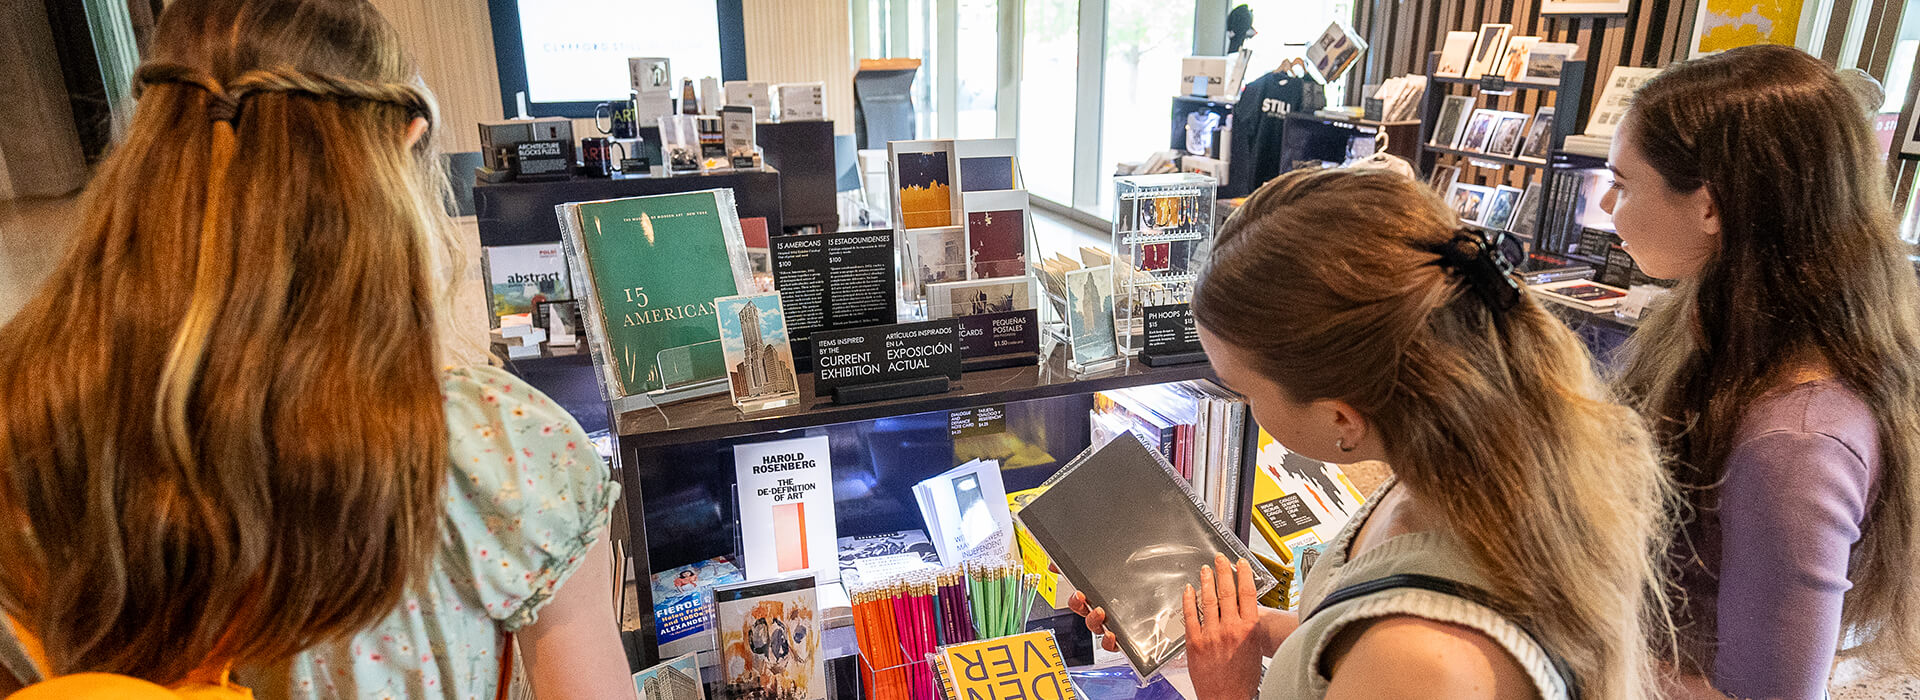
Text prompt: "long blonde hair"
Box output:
[[0, 0, 468, 683], [1193, 169, 1675, 700], [1616, 44, 1920, 674]]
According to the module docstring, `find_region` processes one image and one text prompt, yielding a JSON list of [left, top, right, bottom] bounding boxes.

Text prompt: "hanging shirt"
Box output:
[[1226, 71, 1328, 198]]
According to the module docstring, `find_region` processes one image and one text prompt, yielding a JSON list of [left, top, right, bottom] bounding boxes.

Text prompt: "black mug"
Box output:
[[580, 136, 627, 177], [595, 98, 638, 140]]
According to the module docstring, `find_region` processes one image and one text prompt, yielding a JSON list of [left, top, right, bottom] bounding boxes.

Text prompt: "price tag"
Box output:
[[949, 404, 1007, 439], [1478, 75, 1511, 94], [1142, 304, 1202, 356], [956, 309, 1039, 360]]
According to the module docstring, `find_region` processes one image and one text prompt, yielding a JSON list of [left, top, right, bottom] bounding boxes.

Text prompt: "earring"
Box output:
[[1336, 437, 1355, 453]]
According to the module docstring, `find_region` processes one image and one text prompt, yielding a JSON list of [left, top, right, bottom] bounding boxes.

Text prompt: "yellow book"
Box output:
[[934, 630, 1078, 700], [1247, 429, 1366, 567]]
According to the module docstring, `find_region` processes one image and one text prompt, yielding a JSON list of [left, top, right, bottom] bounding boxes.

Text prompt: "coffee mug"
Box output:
[[594, 98, 638, 140], [580, 137, 627, 177]]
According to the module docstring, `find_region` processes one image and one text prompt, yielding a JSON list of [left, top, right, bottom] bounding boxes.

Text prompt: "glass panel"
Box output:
[[909, 0, 938, 138], [956, 0, 1001, 138], [1094, 0, 1198, 214], [1018, 0, 1080, 204]]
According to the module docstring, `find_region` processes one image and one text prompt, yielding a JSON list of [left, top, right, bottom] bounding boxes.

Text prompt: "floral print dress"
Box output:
[[236, 365, 620, 699]]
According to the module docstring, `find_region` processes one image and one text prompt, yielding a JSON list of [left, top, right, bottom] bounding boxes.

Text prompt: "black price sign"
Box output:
[[957, 309, 1039, 359], [1142, 303, 1201, 355], [949, 404, 1007, 439], [1478, 75, 1511, 94], [1257, 494, 1323, 533], [772, 229, 898, 347], [514, 140, 570, 176], [809, 319, 962, 397]]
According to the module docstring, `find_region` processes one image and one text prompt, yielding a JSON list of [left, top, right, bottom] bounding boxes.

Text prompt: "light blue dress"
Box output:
[[236, 365, 620, 699]]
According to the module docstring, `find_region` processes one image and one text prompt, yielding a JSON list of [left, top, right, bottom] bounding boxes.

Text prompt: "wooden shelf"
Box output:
[[1425, 144, 1549, 169], [613, 343, 1217, 447]]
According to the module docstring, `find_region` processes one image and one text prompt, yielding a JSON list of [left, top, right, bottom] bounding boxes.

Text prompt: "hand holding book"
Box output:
[[1183, 555, 1291, 700]]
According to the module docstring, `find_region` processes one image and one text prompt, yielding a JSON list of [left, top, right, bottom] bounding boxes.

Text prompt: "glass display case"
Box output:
[[1109, 173, 1218, 357]]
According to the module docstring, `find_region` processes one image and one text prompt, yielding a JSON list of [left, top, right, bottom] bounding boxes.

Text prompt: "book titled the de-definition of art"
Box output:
[[734, 435, 839, 583], [558, 189, 753, 399]]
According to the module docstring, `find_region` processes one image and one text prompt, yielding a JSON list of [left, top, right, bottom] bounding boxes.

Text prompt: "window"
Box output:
[[1018, 0, 1080, 204], [1095, 0, 1197, 213]]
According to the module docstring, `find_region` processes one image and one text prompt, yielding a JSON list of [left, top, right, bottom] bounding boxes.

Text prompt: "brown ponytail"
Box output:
[[1193, 168, 1675, 700], [0, 0, 461, 683]]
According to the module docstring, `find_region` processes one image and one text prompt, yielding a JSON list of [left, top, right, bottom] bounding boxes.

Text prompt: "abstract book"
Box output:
[[483, 243, 571, 317], [1248, 431, 1366, 567], [559, 190, 752, 398], [735, 436, 839, 582], [715, 574, 825, 700]]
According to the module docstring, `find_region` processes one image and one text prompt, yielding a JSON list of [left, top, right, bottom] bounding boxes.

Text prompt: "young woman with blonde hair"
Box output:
[[1075, 167, 1675, 699], [1606, 45, 1920, 698], [0, 0, 637, 697]]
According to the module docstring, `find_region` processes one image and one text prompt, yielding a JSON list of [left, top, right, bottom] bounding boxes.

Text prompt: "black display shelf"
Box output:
[[1425, 144, 1549, 169], [613, 343, 1218, 447], [1426, 74, 1566, 92]]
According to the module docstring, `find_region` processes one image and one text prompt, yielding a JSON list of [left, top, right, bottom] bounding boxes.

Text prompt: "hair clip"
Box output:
[[1433, 228, 1522, 312]]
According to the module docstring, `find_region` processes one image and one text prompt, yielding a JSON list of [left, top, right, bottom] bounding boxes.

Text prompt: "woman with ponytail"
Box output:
[[0, 0, 637, 697], [1074, 168, 1675, 700]]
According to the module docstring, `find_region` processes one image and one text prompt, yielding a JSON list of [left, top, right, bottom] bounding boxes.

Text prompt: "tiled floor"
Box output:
[[0, 194, 79, 324]]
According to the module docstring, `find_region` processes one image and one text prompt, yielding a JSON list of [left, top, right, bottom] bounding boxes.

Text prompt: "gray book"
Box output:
[[1015, 432, 1275, 681]]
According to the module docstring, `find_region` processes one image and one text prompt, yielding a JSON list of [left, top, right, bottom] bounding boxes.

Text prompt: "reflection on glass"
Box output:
[[1095, 0, 1197, 214], [957, 0, 1001, 139], [1019, 0, 1079, 204]]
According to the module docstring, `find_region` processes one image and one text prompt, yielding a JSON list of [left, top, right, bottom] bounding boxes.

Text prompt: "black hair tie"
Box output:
[[1432, 228, 1522, 312]]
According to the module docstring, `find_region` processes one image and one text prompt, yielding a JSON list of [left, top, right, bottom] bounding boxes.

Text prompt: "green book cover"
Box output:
[[570, 190, 747, 396]]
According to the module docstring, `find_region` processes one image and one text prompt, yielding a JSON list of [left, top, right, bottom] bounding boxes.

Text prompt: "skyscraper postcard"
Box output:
[[716, 292, 800, 412]]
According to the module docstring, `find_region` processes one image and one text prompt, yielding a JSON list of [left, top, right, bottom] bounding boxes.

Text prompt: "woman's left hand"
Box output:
[[1183, 554, 1273, 700]]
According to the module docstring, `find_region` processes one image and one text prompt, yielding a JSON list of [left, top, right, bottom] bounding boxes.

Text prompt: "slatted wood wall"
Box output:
[[1353, 0, 1919, 196]]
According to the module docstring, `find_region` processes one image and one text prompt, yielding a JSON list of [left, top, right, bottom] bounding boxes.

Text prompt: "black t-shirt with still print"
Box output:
[[1226, 71, 1327, 198]]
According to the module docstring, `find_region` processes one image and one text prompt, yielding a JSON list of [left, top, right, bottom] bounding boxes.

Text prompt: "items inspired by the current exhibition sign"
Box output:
[[715, 574, 826, 700], [558, 190, 753, 401], [734, 435, 838, 582], [934, 631, 1079, 700], [914, 459, 1015, 565], [1014, 433, 1276, 681], [483, 243, 571, 317], [809, 319, 964, 402], [715, 293, 802, 412], [632, 653, 707, 700]]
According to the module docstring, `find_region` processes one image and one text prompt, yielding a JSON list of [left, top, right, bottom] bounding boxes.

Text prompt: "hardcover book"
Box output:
[[1015, 433, 1274, 680], [734, 436, 838, 582], [559, 189, 752, 399], [715, 574, 825, 700]]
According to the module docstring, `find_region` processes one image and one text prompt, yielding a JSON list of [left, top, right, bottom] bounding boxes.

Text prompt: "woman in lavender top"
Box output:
[[1603, 45, 1920, 699]]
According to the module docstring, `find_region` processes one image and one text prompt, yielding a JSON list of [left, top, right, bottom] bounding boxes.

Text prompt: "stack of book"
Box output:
[[1090, 380, 1249, 522]]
